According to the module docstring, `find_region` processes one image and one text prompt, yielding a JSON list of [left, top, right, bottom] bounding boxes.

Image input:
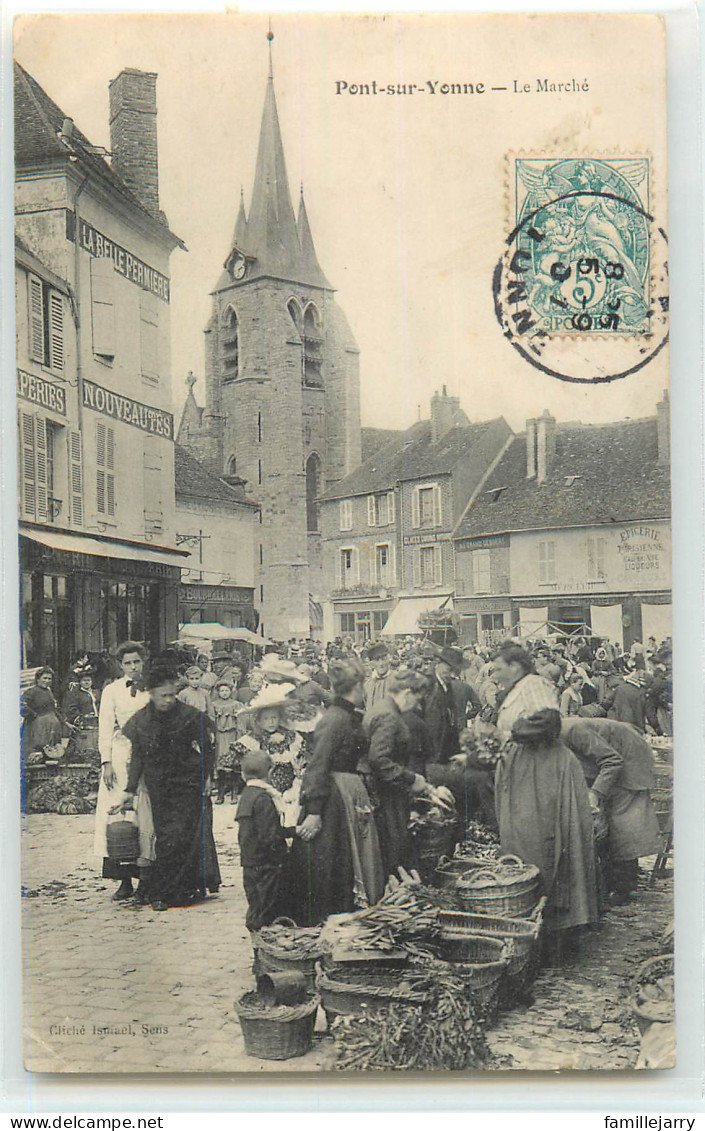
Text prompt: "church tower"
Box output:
[[183, 42, 361, 639]]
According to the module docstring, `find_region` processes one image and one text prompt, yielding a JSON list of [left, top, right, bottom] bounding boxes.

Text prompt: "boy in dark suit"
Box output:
[[235, 749, 296, 931]]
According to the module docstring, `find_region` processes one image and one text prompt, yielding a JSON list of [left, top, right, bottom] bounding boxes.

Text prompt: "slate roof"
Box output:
[[322, 418, 509, 500], [361, 427, 403, 462], [14, 62, 184, 249], [456, 418, 671, 538], [174, 445, 258, 509]]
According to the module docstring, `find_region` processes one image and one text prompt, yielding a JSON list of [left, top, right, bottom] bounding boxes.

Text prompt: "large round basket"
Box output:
[[454, 855, 540, 919], [631, 953, 674, 1036], [251, 919, 324, 993], [414, 943, 511, 1011], [316, 963, 429, 1022], [434, 855, 488, 891], [438, 909, 539, 979], [235, 990, 320, 1061]]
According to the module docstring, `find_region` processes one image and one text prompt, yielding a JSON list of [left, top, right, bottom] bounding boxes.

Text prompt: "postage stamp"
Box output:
[[512, 157, 652, 336], [494, 153, 668, 385]]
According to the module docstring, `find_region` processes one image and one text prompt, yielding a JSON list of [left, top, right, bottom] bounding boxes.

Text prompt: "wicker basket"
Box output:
[[316, 963, 429, 1020], [434, 855, 488, 891], [454, 855, 540, 919], [252, 919, 324, 993], [631, 953, 674, 1036], [414, 946, 511, 1011], [235, 990, 320, 1060], [438, 909, 539, 978]]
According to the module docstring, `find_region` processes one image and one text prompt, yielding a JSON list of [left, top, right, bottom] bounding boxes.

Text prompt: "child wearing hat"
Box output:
[[235, 749, 296, 932]]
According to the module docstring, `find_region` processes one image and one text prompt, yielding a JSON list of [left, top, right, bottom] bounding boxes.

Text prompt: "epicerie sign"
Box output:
[[66, 213, 170, 303], [82, 379, 173, 439], [17, 368, 67, 415]]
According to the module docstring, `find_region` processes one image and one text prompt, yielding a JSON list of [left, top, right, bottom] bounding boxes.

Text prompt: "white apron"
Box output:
[[93, 678, 156, 864]]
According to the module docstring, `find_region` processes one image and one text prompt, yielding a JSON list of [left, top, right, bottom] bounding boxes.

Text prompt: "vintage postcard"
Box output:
[[14, 12, 674, 1074]]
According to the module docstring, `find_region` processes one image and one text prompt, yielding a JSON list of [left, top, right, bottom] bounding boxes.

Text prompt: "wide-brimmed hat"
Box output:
[[259, 655, 308, 684], [243, 682, 298, 714], [436, 646, 464, 674], [367, 642, 389, 661]]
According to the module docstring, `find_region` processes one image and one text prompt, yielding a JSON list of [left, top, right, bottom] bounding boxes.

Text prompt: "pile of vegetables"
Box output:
[[255, 922, 323, 960], [332, 967, 490, 1071]]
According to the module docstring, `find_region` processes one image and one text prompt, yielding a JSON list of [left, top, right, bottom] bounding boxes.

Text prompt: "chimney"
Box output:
[[536, 409, 556, 484], [526, 418, 537, 479], [430, 385, 462, 444], [109, 69, 160, 218], [656, 390, 670, 467]]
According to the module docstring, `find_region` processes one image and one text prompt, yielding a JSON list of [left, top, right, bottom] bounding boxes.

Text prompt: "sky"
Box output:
[[14, 12, 669, 433]]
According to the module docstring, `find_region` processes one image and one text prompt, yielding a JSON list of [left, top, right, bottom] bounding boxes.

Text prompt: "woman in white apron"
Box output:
[[94, 642, 156, 901]]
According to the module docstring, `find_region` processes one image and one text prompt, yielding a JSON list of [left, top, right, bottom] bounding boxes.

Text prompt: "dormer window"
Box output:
[[488, 486, 507, 503]]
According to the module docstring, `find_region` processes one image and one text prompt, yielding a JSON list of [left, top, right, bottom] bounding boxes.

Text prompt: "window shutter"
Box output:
[[34, 415, 48, 522], [143, 439, 163, 533], [587, 537, 595, 578], [433, 484, 442, 527], [353, 547, 361, 585], [19, 410, 36, 519], [538, 542, 547, 583], [91, 256, 115, 358], [68, 430, 83, 526], [140, 293, 159, 380], [370, 545, 378, 586], [106, 427, 115, 471], [96, 422, 106, 467], [413, 547, 421, 586], [387, 491, 395, 524], [434, 545, 443, 585], [107, 469, 116, 517], [389, 543, 396, 586], [97, 469, 106, 514], [412, 487, 420, 528], [367, 495, 376, 526], [48, 291, 64, 371], [548, 542, 556, 580], [340, 499, 351, 531], [336, 550, 343, 588], [28, 276, 45, 364]]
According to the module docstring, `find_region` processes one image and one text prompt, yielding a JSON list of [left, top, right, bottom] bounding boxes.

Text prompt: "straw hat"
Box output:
[[243, 682, 298, 714], [259, 655, 308, 684]]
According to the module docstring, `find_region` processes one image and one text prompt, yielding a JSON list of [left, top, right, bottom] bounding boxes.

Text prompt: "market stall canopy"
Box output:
[[20, 526, 188, 568], [178, 623, 272, 648], [381, 595, 454, 637]]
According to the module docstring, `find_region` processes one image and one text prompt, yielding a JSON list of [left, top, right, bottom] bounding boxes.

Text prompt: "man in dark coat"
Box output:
[[610, 673, 647, 732], [422, 646, 467, 763], [236, 750, 295, 931], [63, 669, 99, 726]]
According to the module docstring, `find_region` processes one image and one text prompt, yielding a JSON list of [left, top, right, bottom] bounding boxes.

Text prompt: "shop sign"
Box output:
[[457, 597, 509, 613], [38, 548, 177, 578], [17, 369, 67, 416], [180, 584, 251, 603], [617, 525, 667, 574], [403, 532, 452, 546], [66, 213, 170, 302], [455, 534, 510, 551], [83, 379, 173, 439]]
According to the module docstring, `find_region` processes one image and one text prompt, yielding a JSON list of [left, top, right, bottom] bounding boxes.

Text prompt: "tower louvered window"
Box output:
[[302, 304, 323, 388], [222, 308, 239, 382]]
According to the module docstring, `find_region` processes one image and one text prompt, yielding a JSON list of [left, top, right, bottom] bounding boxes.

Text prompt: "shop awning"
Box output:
[[381, 594, 454, 637], [178, 623, 272, 647], [20, 526, 189, 568]]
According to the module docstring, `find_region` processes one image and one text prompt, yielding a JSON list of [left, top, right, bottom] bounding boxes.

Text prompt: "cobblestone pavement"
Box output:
[[21, 812, 673, 1074]]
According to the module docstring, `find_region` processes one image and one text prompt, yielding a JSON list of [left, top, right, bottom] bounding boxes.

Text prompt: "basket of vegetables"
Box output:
[[454, 855, 541, 919], [252, 918, 325, 992], [235, 988, 320, 1061], [316, 963, 430, 1021], [438, 907, 540, 980]]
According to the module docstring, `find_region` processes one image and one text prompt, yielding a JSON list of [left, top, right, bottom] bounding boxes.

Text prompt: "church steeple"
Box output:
[[298, 186, 331, 289], [218, 38, 332, 291]]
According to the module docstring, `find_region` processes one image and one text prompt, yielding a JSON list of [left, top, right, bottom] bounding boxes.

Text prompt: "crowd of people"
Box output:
[[21, 628, 672, 962]]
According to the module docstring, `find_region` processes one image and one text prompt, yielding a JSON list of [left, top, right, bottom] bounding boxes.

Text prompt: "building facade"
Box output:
[[15, 64, 187, 671], [175, 443, 258, 630], [319, 389, 511, 643], [454, 403, 672, 650], [177, 60, 361, 641]]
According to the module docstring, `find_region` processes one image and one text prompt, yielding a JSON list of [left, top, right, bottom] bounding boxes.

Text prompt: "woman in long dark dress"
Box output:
[[117, 664, 221, 912], [292, 658, 384, 926], [22, 667, 63, 754]]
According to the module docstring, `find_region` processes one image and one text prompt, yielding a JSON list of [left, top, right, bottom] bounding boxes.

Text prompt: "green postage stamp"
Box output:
[[512, 157, 652, 335]]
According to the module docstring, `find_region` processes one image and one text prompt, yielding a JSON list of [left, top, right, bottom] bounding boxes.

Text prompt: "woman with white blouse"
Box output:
[[94, 642, 156, 901]]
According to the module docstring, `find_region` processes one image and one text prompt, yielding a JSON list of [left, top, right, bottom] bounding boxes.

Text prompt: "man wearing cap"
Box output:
[[363, 642, 392, 712], [422, 646, 468, 763]]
